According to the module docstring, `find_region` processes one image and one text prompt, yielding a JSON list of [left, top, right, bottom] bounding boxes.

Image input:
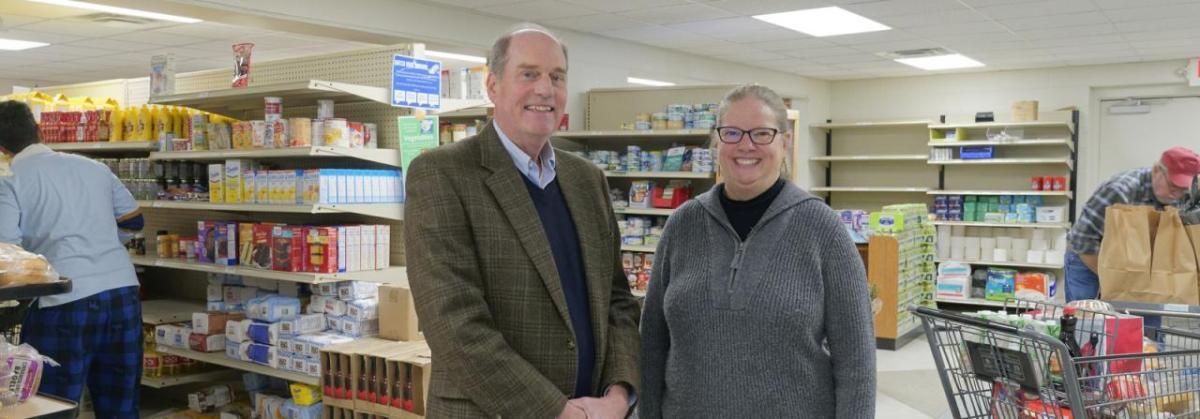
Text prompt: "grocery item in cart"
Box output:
[[0, 244, 60, 286]]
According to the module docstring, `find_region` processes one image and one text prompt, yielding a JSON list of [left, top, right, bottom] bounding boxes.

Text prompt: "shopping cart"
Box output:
[[914, 299, 1200, 418]]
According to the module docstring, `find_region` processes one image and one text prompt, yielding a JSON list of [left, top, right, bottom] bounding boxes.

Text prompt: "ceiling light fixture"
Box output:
[[28, 0, 202, 23], [894, 54, 984, 70], [424, 50, 487, 64], [0, 38, 49, 51], [753, 7, 890, 37], [627, 77, 674, 87]]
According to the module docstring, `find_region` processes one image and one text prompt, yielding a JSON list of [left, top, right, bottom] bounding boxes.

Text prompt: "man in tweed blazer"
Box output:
[[405, 25, 640, 419]]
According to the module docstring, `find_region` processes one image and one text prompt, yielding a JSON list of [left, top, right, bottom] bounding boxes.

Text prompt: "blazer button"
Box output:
[[567, 340, 576, 350]]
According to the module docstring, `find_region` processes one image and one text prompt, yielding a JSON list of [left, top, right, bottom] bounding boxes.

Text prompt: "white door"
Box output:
[[1098, 96, 1200, 185]]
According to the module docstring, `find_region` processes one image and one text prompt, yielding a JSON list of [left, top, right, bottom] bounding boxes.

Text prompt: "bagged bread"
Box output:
[[0, 246, 60, 287]]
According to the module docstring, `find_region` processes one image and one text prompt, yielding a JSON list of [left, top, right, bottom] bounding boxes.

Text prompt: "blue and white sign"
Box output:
[[391, 54, 442, 110]]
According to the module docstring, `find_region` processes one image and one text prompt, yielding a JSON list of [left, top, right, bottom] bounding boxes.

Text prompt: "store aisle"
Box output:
[[875, 337, 952, 419]]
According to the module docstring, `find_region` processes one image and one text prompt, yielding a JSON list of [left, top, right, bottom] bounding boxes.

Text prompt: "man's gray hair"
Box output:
[[488, 23, 568, 76], [716, 84, 790, 131]]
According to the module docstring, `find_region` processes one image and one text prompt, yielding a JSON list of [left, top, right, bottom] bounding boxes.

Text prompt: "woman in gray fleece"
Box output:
[[639, 85, 876, 418]]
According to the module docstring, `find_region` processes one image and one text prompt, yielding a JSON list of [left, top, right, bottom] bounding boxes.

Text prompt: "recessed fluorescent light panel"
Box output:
[[894, 54, 984, 70], [0, 38, 49, 51], [627, 77, 675, 87], [28, 0, 202, 23], [424, 50, 487, 64], [753, 7, 890, 37]]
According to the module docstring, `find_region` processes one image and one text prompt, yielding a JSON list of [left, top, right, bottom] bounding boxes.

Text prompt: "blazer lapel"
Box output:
[[555, 157, 612, 364], [478, 124, 573, 329]]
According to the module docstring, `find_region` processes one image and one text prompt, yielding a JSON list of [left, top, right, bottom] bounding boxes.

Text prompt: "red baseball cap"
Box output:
[[1161, 147, 1200, 188]]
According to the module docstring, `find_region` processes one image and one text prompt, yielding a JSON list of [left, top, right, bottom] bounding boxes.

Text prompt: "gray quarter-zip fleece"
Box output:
[[639, 181, 876, 419]]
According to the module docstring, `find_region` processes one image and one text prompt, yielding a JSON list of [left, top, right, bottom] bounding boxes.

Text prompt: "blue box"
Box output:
[[959, 146, 994, 160]]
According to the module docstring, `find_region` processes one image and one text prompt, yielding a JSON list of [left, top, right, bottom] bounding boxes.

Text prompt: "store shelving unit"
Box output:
[[811, 186, 931, 193], [810, 118, 937, 210], [613, 207, 674, 216], [149, 146, 401, 168], [149, 80, 389, 111], [141, 369, 241, 389], [927, 190, 1073, 198], [927, 157, 1074, 169], [47, 141, 157, 153], [156, 345, 319, 386], [935, 258, 1063, 270], [603, 171, 711, 179], [620, 244, 656, 253], [555, 129, 710, 140], [2, 394, 78, 418], [929, 120, 1075, 134], [131, 255, 407, 284], [142, 299, 206, 325], [930, 221, 1070, 229], [137, 201, 404, 221], [929, 138, 1074, 151]]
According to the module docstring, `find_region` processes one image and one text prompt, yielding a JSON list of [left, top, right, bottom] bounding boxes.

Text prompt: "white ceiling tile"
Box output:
[[1093, 0, 1199, 10], [1027, 34, 1127, 48], [718, 50, 792, 63], [59, 38, 164, 53], [104, 28, 215, 47], [34, 43, 119, 59], [1134, 45, 1199, 57], [880, 10, 991, 29], [848, 39, 950, 55], [559, 0, 689, 13], [823, 29, 919, 46], [976, 0, 1097, 20], [1121, 28, 1200, 41], [151, 23, 271, 39], [1100, 2, 1200, 22], [641, 35, 724, 50], [0, 28, 80, 44], [477, 0, 601, 20], [0, 13, 48, 27], [1138, 53, 1195, 62], [1128, 37, 1200, 49], [842, 0, 967, 18], [999, 11, 1111, 31], [1115, 17, 1197, 33], [597, 25, 694, 46], [810, 54, 892, 65], [1018, 24, 1118, 40], [713, 28, 809, 43], [1059, 57, 1131, 66], [755, 37, 836, 52], [617, 4, 737, 25], [959, 0, 1043, 6], [705, 0, 836, 16], [420, 0, 530, 9], [17, 18, 157, 38], [0, 3, 95, 19], [907, 21, 1009, 37], [783, 45, 863, 59], [543, 14, 645, 33]]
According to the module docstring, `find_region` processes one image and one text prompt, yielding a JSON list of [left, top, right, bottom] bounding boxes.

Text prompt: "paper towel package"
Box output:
[[300, 333, 354, 359], [337, 281, 379, 301], [246, 321, 282, 346], [290, 356, 307, 374], [246, 295, 301, 323], [245, 343, 275, 366], [323, 298, 349, 316], [304, 360, 321, 377], [345, 299, 378, 321], [308, 295, 331, 313], [226, 319, 253, 343], [280, 313, 325, 336], [336, 316, 378, 337], [1027, 250, 1045, 264], [223, 286, 258, 306]]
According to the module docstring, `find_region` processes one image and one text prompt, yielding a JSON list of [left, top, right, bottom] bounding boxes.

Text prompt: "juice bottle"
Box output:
[[111, 107, 124, 142], [136, 105, 151, 141]]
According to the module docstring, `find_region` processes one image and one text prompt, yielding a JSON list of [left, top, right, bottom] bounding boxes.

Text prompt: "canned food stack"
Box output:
[[582, 146, 713, 173], [626, 103, 718, 131]]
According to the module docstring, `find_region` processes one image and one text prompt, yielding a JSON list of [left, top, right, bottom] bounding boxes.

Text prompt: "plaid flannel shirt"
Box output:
[[1068, 167, 1197, 254]]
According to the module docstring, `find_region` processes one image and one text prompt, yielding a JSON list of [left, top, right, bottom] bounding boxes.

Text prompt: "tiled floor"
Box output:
[[875, 336, 953, 419]]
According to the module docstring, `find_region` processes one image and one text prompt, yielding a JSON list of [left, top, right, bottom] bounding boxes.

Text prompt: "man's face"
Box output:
[[1152, 165, 1190, 204], [486, 32, 567, 144]]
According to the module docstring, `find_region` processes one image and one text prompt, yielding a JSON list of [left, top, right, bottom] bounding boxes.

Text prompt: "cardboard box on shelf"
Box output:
[[188, 333, 226, 352], [376, 225, 391, 270], [306, 227, 339, 274], [192, 311, 246, 335], [379, 284, 422, 342], [251, 223, 276, 269], [361, 225, 377, 272], [216, 222, 238, 266]]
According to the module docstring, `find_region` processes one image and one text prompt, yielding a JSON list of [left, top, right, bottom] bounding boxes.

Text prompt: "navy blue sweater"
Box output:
[[521, 177, 595, 397]]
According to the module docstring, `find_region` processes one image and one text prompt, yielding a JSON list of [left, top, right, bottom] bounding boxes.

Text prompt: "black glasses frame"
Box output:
[[713, 126, 780, 145]]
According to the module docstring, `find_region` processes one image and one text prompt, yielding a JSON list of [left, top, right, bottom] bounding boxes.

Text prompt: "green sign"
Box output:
[[398, 115, 440, 175]]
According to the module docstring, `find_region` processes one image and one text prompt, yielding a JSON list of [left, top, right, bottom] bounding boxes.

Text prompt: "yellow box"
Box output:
[[225, 159, 245, 204], [289, 382, 322, 406], [243, 168, 257, 204], [208, 164, 224, 204]]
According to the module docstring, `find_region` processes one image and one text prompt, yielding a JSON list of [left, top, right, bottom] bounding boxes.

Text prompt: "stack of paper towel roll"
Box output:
[[937, 225, 1068, 266]]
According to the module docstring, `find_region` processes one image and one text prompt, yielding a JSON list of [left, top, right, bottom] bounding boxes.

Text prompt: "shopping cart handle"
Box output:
[[911, 306, 1022, 335]]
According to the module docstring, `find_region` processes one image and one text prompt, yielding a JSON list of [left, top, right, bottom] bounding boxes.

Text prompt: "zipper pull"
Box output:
[[729, 244, 745, 268]]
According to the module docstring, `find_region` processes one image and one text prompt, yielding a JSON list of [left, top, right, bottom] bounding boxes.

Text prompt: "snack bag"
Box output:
[[232, 43, 254, 88]]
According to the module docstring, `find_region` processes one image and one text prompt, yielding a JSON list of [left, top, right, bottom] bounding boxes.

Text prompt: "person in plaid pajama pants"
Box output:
[[0, 101, 145, 417]]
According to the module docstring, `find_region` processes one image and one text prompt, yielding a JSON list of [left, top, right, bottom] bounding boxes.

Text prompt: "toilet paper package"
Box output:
[[290, 355, 307, 374], [277, 337, 296, 357], [323, 298, 348, 317], [246, 321, 282, 346], [279, 313, 325, 336], [246, 295, 301, 323], [244, 343, 276, 366], [345, 299, 378, 321], [993, 248, 1010, 262], [304, 360, 321, 377], [314, 282, 339, 296], [307, 295, 331, 314], [1027, 250, 1045, 264], [298, 333, 354, 360], [225, 338, 241, 360], [335, 316, 378, 337], [225, 319, 253, 343], [223, 286, 258, 306], [337, 281, 379, 301]]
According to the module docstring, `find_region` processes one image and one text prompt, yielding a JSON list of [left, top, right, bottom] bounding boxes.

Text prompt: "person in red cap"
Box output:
[[1065, 146, 1200, 302]]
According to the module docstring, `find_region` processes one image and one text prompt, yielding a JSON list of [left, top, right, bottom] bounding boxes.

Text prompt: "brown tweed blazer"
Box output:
[[404, 122, 641, 419]]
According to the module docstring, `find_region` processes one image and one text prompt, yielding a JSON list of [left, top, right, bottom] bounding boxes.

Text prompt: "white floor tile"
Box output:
[[876, 335, 938, 372], [875, 392, 935, 419]]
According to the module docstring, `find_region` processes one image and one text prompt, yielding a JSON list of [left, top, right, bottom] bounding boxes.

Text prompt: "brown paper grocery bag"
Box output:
[[1099, 205, 1158, 302], [1147, 208, 1200, 304], [1187, 224, 1200, 276]]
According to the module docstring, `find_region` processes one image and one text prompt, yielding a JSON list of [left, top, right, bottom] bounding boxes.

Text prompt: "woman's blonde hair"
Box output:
[[713, 84, 793, 178]]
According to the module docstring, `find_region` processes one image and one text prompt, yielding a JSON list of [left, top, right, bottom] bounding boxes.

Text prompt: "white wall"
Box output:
[[829, 59, 1200, 210], [165, 0, 832, 186]]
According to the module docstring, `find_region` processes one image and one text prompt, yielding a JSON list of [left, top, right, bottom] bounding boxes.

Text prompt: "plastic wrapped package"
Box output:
[[0, 340, 59, 406], [0, 246, 60, 287]]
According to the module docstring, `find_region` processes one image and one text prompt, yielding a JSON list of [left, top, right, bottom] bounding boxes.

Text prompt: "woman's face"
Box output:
[[715, 98, 791, 199]]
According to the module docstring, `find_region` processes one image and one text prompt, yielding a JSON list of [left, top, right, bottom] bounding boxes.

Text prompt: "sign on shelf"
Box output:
[[392, 54, 442, 110]]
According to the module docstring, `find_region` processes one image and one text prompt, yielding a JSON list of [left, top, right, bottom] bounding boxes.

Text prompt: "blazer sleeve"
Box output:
[[404, 153, 568, 418], [598, 175, 641, 395]]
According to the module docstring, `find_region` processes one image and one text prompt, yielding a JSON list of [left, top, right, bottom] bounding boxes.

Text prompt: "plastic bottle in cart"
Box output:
[[1060, 307, 1084, 358]]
